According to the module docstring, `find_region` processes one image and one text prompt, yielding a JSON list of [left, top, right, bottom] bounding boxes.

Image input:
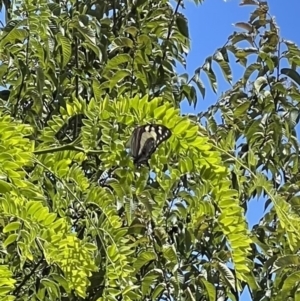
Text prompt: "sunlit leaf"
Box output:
[[254, 76, 268, 93]]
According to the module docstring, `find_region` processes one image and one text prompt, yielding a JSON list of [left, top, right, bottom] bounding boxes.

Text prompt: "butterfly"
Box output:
[[129, 124, 172, 166]]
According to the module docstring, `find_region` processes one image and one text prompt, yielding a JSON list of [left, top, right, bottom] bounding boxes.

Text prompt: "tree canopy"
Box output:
[[1, 0, 300, 300]]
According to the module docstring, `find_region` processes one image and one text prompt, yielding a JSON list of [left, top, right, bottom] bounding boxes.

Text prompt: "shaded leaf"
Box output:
[[176, 14, 189, 39], [281, 68, 300, 85]]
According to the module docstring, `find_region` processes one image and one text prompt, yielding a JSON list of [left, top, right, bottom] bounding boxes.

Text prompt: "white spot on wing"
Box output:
[[150, 129, 157, 142]]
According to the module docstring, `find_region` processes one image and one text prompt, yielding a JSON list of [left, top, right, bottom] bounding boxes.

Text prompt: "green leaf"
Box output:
[[41, 279, 60, 299], [152, 283, 166, 299], [69, 20, 96, 44], [137, 34, 151, 50], [122, 285, 140, 296], [163, 245, 177, 263], [203, 57, 217, 93], [0, 66, 8, 84], [57, 33, 72, 68], [192, 72, 205, 99], [154, 105, 168, 120], [27, 201, 43, 216], [281, 68, 300, 85], [106, 54, 131, 70], [92, 80, 102, 101], [173, 119, 190, 135], [112, 37, 134, 49], [254, 76, 268, 93], [82, 41, 102, 60], [141, 269, 163, 295], [3, 234, 18, 247], [201, 278, 216, 301], [44, 213, 57, 226], [234, 101, 251, 117], [109, 70, 131, 89], [243, 63, 261, 86], [0, 27, 28, 47], [136, 0, 148, 7], [36, 66, 45, 97], [0, 265, 16, 296], [217, 262, 236, 291], [181, 84, 197, 107], [3, 222, 21, 233], [234, 22, 253, 32], [0, 180, 11, 193], [282, 271, 300, 294], [273, 255, 300, 272], [124, 26, 138, 37], [133, 251, 157, 270], [176, 14, 189, 38], [213, 51, 232, 83], [51, 274, 71, 294]]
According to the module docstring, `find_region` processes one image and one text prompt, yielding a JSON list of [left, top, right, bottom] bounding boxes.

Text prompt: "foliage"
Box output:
[[197, 1, 300, 300], [0, 0, 299, 300]]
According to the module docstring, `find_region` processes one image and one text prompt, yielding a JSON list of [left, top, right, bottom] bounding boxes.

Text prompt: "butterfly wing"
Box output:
[[130, 124, 171, 165]]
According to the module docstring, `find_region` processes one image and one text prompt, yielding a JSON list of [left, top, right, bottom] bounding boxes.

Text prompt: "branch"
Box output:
[[149, 0, 182, 99], [161, 0, 182, 62], [150, 233, 172, 301], [13, 256, 44, 297], [33, 144, 101, 155]]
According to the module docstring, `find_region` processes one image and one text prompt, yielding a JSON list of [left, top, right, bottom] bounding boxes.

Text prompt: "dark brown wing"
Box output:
[[130, 124, 171, 165]]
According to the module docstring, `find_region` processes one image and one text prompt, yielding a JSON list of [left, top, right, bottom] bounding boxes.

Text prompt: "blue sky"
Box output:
[[1, 1, 300, 300], [181, 1, 300, 300], [181, 0, 300, 226]]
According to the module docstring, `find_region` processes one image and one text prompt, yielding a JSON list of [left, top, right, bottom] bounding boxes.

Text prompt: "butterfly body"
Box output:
[[130, 124, 171, 166]]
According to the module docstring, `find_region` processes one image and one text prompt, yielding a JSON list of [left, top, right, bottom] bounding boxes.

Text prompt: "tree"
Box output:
[[0, 0, 300, 300]]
